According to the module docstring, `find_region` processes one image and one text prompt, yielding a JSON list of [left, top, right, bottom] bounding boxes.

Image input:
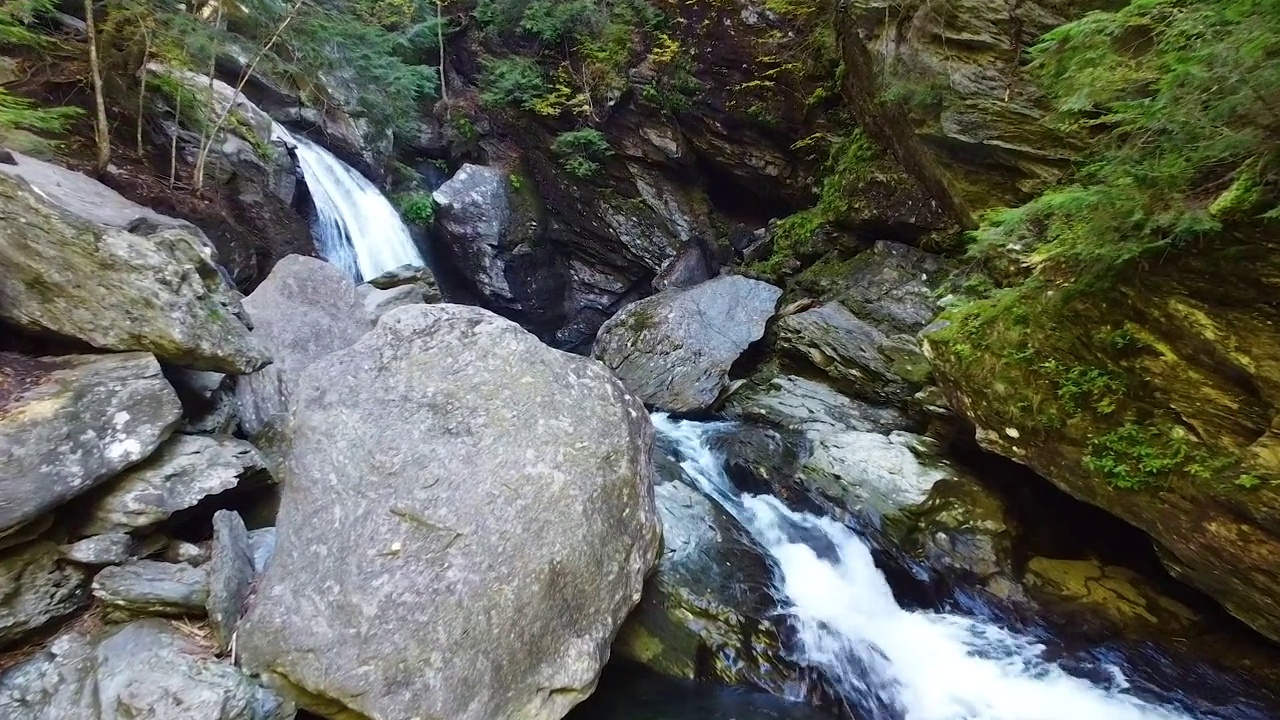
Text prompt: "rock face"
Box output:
[[0, 172, 268, 373], [724, 374, 912, 435], [236, 255, 372, 437], [0, 619, 294, 720], [239, 304, 660, 720], [78, 435, 269, 536], [0, 540, 90, 646], [0, 352, 181, 537], [433, 164, 567, 332], [593, 276, 782, 412], [92, 560, 210, 620]]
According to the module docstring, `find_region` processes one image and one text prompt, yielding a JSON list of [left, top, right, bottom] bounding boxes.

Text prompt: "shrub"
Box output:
[[396, 192, 436, 225], [479, 57, 547, 109], [551, 128, 612, 177]]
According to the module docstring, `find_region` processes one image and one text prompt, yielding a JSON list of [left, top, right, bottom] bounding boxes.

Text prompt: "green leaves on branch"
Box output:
[[552, 128, 611, 178]]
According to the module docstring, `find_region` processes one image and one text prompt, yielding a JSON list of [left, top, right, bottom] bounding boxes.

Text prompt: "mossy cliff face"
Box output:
[[924, 221, 1280, 643]]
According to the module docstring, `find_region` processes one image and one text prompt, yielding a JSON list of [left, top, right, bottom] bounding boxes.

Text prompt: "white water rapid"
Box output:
[[273, 126, 424, 281], [651, 413, 1199, 720]]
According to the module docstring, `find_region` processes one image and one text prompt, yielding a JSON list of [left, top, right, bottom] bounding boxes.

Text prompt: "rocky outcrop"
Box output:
[[236, 255, 372, 437], [239, 304, 660, 720], [593, 276, 781, 412], [615, 478, 796, 694], [0, 171, 268, 373], [724, 374, 912, 435], [0, 619, 294, 720], [432, 164, 567, 332], [77, 435, 269, 536], [0, 352, 181, 537]]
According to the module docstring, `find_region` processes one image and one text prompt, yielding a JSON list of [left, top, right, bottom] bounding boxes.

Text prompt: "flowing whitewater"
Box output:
[[273, 126, 424, 281], [650, 413, 1204, 720]]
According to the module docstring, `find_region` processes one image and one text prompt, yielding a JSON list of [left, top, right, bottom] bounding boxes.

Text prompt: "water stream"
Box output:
[[640, 413, 1253, 720], [273, 126, 424, 281]]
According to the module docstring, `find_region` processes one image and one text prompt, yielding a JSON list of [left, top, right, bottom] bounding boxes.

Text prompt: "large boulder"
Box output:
[[0, 540, 90, 647], [0, 352, 181, 537], [432, 164, 567, 332], [593, 276, 782, 412], [77, 435, 269, 536], [724, 373, 912, 435], [0, 172, 268, 373], [235, 255, 372, 437], [238, 304, 660, 720], [0, 619, 294, 720]]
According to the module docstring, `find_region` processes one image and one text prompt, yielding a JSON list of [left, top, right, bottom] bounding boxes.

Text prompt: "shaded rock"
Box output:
[[236, 255, 371, 438], [615, 479, 797, 695], [0, 352, 181, 537], [164, 540, 211, 567], [60, 534, 133, 566], [0, 619, 295, 720], [92, 560, 208, 620], [239, 304, 660, 720], [0, 540, 90, 647], [829, 241, 951, 335], [432, 164, 566, 330], [724, 373, 913, 435], [207, 511, 253, 651], [78, 435, 269, 536], [247, 528, 277, 574], [356, 283, 426, 322], [652, 238, 717, 292], [776, 303, 929, 404], [0, 171, 268, 373], [892, 477, 1018, 593], [593, 276, 782, 412], [169, 368, 240, 436], [366, 264, 440, 298], [1024, 557, 1199, 634]]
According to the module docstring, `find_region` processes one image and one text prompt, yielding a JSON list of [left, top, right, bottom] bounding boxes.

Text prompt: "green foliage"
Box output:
[[479, 56, 547, 108], [0, 1, 82, 145], [0, 0, 56, 46], [552, 127, 611, 177], [395, 191, 436, 225], [1084, 420, 1230, 490]]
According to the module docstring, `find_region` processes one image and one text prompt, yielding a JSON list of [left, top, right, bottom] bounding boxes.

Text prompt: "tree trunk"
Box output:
[[85, 0, 111, 175], [832, 0, 974, 230], [437, 0, 448, 109]]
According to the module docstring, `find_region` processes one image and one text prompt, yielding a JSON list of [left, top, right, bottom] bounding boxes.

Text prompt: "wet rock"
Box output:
[[247, 528, 277, 574], [92, 560, 208, 620], [0, 352, 181, 537], [1024, 557, 1200, 635], [0, 619, 294, 720], [892, 477, 1018, 592], [593, 276, 782, 412], [238, 304, 660, 720], [615, 479, 798, 694], [236, 255, 371, 437], [60, 534, 133, 566], [0, 169, 268, 373], [800, 431, 951, 517], [0, 540, 90, 646], [776, 303, 929, 404], [432, 164, 566, 330], [724, 373, 913, 435], [206, 511, 253, 651], [78, 435, 269, 536]]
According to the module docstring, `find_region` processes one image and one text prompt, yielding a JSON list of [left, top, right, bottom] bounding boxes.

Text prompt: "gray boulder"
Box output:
[[724, 373, 912, 435], [0, 619, 294, 720], [247, 528, 277, 574], [0, 352, 181, 537], [366, 263, 441, 298], [239, 304, 660, 720], [433, 164, 566, 328], [206, 511, 254, 651], [776, 303, 930, 404], [78, 435, 269, 536], [593, 276, 782, 412], [92, 560, 209, 620], [830, 240, 951, 335], [0, 540, 90, 646], [0, 172, 268, 373], [236, 255, 372, 437], [356, 283, 426, 322], [60, 534, 134, 566]]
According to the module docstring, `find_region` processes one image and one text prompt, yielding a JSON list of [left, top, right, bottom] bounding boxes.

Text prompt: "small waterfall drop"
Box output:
[[274, 126, 424, 281], [651, 413, 1204, 720]]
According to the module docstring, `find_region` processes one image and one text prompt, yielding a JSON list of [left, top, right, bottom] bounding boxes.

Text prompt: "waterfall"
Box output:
[[651, 413, 1202, 720], [273, 126, 424, 281]]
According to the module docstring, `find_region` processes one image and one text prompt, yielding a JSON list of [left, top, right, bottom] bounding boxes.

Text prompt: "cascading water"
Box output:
[[650, 413, 1213, 720], [273, 125, 424, 281]]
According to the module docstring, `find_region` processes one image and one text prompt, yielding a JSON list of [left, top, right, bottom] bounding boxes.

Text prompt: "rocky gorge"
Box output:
[[2, 0, 1280, 718]]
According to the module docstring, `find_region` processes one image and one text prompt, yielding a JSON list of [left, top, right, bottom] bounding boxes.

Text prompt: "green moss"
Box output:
[[1084, 421, 1233, 490], [394, 192, 436, 225]]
